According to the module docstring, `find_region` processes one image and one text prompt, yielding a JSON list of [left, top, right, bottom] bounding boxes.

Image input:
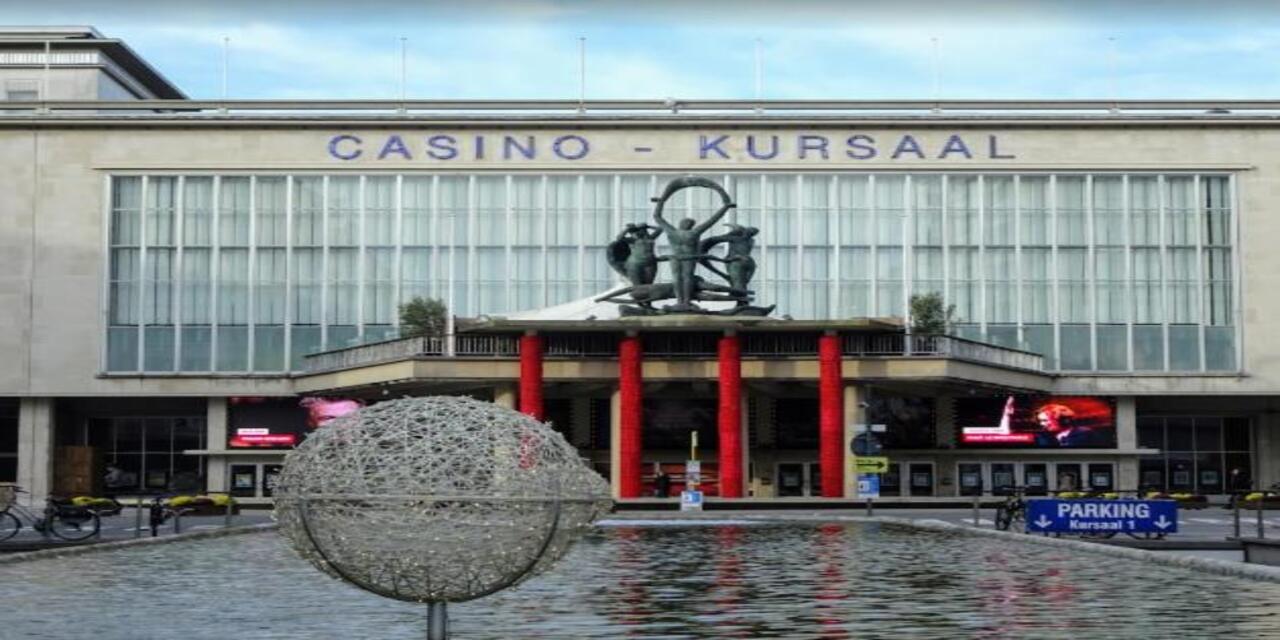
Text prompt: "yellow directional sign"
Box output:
[[854, 456, 889, 474]]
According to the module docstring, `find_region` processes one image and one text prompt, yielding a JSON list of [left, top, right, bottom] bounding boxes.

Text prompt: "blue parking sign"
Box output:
[[1025, 499, 1178, 534]]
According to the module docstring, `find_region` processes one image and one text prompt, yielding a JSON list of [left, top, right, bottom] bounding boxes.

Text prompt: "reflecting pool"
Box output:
[[2, 521, 1278, 639]]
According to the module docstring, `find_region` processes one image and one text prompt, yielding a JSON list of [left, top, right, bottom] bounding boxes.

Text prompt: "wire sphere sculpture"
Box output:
[[274, 395, 613, 605]]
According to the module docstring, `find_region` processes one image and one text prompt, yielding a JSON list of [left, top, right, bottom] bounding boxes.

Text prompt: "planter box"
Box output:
[[173, 504, 240, 517], [1239, 499, 1280, 510]]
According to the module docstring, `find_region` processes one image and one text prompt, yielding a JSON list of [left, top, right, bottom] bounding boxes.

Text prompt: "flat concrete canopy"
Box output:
[[296, 320, 1053, 398]]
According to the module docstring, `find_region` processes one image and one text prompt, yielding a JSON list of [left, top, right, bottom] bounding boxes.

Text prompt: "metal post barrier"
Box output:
[[1234, 498, 1241, 539], [866, 497, 873, 517], [173, 510, 182, 535], [134, 497, 143, 539], [224, 475, 234, 529], [1258, 503, 1266, 540], [972, 495, 980, 526]]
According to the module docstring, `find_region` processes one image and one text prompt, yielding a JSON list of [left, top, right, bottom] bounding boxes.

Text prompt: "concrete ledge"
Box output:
[[869, 516, 1280, 584], [601, 511, 1280, 583], [0, 523, 278, 565]]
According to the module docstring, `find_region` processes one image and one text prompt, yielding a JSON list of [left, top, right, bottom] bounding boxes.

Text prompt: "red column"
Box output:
[[518, 333, 544, 421], [619, 335, 643, 498], [818, 333, 844, 498], [718, 333, 744, 498]]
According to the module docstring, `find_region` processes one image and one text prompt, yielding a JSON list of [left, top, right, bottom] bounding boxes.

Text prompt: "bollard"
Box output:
[[173, 510, 182, 535], [1234, 499, 1241, 539], [224, 499, 233, 529], [866, 497, 873, 517], [134, 497, 143, 539], [972, 495, 980, 527], [1259, 504, 1266, 540]]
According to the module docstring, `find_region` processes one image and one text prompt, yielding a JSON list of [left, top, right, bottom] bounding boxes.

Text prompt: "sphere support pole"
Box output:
[[427, 602, 448, 640]]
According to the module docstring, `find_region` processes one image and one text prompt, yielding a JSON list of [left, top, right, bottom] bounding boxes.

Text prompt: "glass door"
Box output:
[[777, 463, 805, 497], [1054, 463, 1083, 493], [881, 463, 902, 497], [958, 463, 984, 496], [990, 462, 1018, 494], [907, 463, 935, 496], [1087, 463, 1115, 492], [1023, 463, 1049, 495]]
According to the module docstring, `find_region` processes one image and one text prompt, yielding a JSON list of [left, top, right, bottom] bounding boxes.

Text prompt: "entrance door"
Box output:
[[882, 463, 903, 497], [907, 462, 935, 496], [808, 463, 823, 497], [1055, 463, 1083, 493], [958, 463, 984, 496], [989, 462, 1018, 495], [1087, 463, 1115, 491], [1023, 463, 1049, 495], [777, 463, 806, 497]]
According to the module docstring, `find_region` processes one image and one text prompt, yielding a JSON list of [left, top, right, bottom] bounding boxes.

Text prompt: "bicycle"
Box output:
[[0, 487, 101, 542], [993, 487, 1027, 531]]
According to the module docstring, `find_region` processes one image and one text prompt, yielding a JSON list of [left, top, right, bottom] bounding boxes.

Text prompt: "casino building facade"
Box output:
[[1, 27, 1275, 503]]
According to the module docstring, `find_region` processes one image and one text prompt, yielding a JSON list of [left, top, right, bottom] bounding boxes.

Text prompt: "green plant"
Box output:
[[909, 292, 955, 335], [398, 296, 448, 337]]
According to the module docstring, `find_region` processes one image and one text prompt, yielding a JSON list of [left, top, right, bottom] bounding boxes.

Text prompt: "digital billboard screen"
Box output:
[[228, 397, 363, 449], [956, 395, 1115, 448]]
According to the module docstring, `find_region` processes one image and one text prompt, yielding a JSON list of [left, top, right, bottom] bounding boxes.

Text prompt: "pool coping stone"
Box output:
[[0, 523, 279, 565]]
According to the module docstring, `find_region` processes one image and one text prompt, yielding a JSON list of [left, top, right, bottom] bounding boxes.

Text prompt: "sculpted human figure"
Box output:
[[699, 224, 759, 306], [606, 223, 664, 286], [651, 177, 734, 311]]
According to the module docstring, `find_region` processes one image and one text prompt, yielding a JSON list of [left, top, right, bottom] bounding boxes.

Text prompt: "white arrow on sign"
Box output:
[[1034, 515, 1053, 528], [1154, 515, 1172, 530]]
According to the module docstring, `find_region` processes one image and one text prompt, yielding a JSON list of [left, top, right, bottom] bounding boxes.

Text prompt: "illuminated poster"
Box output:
[[228, 397, 363, 448], [956, 396, 1115, 448]]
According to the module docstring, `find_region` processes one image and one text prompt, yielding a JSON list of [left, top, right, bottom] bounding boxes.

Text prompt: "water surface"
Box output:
[[1, 521, 1276, 639]]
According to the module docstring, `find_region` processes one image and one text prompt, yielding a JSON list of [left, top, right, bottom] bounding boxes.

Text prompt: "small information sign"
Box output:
[[680, 490, 704, 512], [685, 460, 701, 485], [854, 457, 889, 474], [857, 474, 881, 499]]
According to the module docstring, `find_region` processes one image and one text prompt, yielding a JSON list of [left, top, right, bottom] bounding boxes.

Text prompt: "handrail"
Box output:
[[2, 98, 1280, 117], [300, 330, 1044, 374]]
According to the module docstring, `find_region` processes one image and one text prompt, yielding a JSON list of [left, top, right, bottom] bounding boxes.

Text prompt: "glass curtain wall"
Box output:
[[1137, 416, 1253, 494], [106, 172, 1237, 374]]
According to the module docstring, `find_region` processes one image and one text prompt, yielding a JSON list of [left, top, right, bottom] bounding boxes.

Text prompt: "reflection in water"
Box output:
[[2, 522, 1279, 639]]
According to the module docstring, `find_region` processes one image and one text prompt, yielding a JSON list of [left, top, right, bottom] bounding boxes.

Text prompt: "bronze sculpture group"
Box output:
[[598, 176, 773, 316]]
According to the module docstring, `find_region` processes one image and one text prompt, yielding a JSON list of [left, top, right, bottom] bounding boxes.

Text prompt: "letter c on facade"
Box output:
[[328, 134, 363, 160]]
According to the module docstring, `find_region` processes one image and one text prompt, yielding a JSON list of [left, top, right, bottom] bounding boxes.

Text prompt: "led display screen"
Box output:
[[228, 397, 363, 448], [956, 395, 1115, 448]]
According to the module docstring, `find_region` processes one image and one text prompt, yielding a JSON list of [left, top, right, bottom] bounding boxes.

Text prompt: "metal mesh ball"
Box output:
[[273, 395, 613, 604]]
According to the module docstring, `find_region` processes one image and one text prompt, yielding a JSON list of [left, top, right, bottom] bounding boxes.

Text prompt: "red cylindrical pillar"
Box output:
[[818, 333, 844, 498], [619, 335, 644, 499], [518, 333, 544, 421], [718, 333, 744, 498]]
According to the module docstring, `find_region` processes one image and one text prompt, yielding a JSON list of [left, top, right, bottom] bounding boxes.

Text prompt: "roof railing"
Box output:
[[300, 330, 1044, 374], [0, 98, 1277, 117]]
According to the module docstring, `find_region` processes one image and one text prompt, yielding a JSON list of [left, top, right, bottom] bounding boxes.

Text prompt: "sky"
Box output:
[[9, 0, 1280, 100]]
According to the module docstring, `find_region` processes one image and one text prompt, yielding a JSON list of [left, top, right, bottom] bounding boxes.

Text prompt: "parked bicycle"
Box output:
[[0, 487, 101, 542], [993, 486, 1027, 531]]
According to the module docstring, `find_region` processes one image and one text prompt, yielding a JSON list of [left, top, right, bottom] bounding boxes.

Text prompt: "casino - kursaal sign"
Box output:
[[326, 132, 1015, 162], [1025, 499, 1178, 534]]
